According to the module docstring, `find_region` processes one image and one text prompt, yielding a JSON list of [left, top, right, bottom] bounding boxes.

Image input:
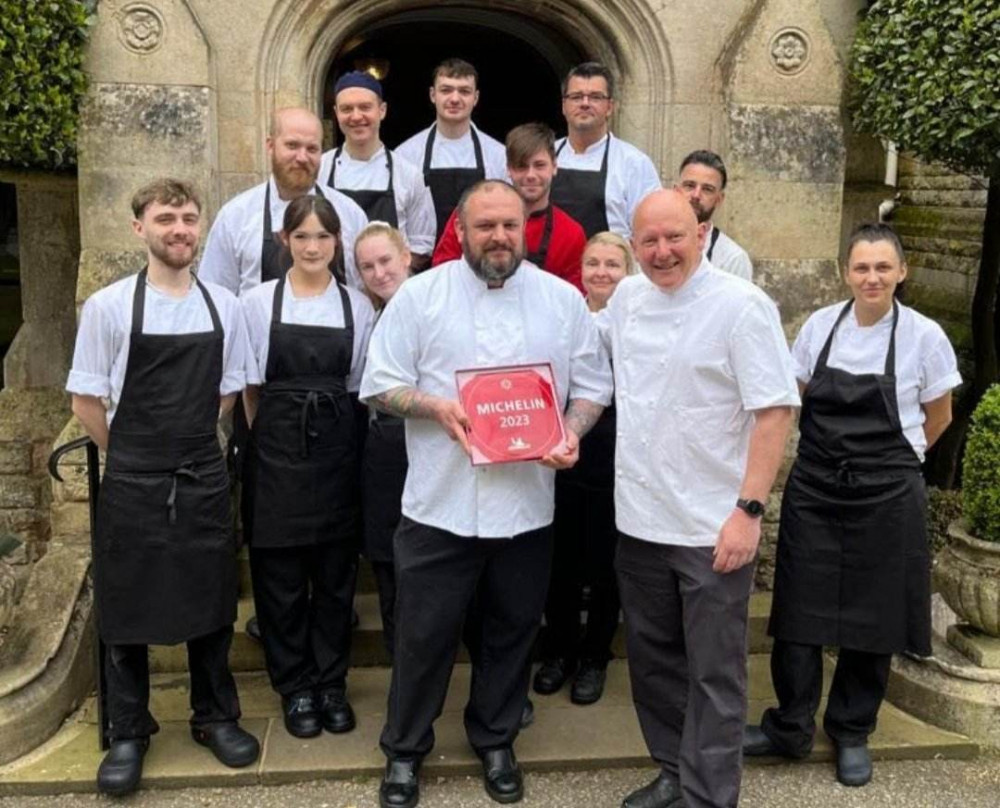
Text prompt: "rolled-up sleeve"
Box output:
[[220, 297, 248, 395], [919, 325, 962, 403], [731, 294, 801, 411], [66, 296, 114, 398]]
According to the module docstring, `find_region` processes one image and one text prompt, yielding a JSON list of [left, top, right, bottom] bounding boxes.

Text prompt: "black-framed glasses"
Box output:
[[563, 92, 611, 103]]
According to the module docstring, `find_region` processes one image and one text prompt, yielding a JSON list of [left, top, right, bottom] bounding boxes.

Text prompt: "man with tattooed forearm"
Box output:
[[360, 180, 612, 808]]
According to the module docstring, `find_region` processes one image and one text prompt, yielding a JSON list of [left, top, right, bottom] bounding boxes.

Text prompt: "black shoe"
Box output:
[[519, 698, 535, 729], [621, 770, 683, 808], [282, 694, 322, 738], [743, 724, 782, 756], [319, 690, 356, 734], [532, 658, 575, 695], [482, 747, 523, 804], [570, 663, 607, 705], [379, 758, 420, 808], [245, 615, 261, 641], [96, 738, 148, 796], [191, 722, 260, 768], [836, 743, 872, 787]]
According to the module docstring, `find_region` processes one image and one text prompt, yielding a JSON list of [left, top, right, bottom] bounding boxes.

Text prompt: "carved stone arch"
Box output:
[[255, 0, 675, 174]]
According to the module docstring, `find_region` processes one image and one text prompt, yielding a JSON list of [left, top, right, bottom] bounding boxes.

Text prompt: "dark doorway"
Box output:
[[323, 7, 590, 150], [0, 182, 20, 391]]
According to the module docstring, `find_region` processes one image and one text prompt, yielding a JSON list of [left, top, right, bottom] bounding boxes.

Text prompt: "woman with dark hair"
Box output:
[[745, 223, 961, 787], [240, 194, 375, 739]]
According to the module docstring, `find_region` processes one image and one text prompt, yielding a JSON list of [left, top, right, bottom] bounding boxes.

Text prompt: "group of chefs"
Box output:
[[65, 54, 961, 808]]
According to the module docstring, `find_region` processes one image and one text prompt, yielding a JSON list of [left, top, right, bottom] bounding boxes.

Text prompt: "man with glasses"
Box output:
[[551, 62, 661, 239]]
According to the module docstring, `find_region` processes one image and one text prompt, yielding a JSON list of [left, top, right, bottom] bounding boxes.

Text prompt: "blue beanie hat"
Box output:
[[335, 71, 383, 99]]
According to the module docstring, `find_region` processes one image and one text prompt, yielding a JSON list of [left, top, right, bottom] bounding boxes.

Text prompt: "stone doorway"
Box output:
[[322, 7, 590, 149]]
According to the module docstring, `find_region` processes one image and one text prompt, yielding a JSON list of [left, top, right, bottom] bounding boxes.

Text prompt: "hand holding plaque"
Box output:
[[455, 363, 566, 465]]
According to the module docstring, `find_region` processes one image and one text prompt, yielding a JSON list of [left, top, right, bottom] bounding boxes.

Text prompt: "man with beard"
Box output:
[[67, 179, 257, 795], [431, 122, 586, 293], [551, 62, 661, 239], [200, 107, 368, 291], [361, 180, 612, 808], [675, 150, 753, 281]]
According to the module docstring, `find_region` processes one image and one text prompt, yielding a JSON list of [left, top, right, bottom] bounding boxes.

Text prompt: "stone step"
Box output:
[[0, 656, 976, 796], [149, 592, 777, 674]]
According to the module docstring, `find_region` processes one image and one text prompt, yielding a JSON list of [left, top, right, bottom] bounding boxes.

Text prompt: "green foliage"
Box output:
[[927, 486, 962, 552], [0, 533, 21, 559], [0, 0, 96, 170], [850, 1, 1000, 176], [963, 384, 1000, 541]]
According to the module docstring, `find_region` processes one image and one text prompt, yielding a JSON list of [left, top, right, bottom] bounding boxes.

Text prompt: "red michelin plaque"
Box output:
[[456, 363, 566, 465]]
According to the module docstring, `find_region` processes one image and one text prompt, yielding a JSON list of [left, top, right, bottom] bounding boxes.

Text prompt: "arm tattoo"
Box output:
[[563, 398, 604, 439], [374, 385, 439, 419]]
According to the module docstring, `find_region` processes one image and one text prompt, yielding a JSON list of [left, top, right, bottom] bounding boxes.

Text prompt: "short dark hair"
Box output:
[[846, 222, 906, 265], [131, 178, 201, 219], [679, 150, 728, 189], [281, 194, 345, 282], [432, 58, 478, 88], [505, 123, 556, 167], [456, 180, 525, 227], [562, 62, 615, 99]]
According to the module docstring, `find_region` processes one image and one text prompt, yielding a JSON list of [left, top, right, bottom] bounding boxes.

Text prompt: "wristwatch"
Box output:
[[736, 498, 766, 518]]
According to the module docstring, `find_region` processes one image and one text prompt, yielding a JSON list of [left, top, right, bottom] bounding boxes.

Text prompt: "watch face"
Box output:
[[739, 498, 765, 516]]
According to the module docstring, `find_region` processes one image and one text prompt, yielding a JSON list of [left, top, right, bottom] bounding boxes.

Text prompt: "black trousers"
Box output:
[[542, 478, 619, 666], [761, 640, 892, 756], [616, 534, 753, 808], [380, 517, 553, 760], [105, 625, 240, 740], [371, 559, 397, 661], [249, 541, 358, 699]]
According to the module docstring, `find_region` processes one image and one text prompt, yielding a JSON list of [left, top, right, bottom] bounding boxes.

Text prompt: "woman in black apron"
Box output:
[[354, 222, 413, 660], [535, 232, 636, 705], [242, 195, 374, 739], [745, 223, 960, 787]]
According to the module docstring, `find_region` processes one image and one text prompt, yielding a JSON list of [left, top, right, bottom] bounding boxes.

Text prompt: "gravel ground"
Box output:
[[1, 757, 999, 808]]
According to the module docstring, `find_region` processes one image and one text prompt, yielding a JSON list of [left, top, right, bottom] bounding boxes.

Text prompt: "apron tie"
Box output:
[[167, 464, 202, 525], [293, 391, 343, 459], [835, 459, 855, 488]]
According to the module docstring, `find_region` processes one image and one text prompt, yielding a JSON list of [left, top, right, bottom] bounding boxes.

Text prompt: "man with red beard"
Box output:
[[67, 179, 257, 796]]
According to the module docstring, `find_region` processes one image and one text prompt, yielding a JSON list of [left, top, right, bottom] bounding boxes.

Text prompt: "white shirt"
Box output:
[[241, 274, 376, 392], [554, 133, 662, 238], [320, 145, 437, 256], [598, 260, 800, 547], [792, 300, 961, 461], [705, 225, 753, 281], [198, 177, 369, 295], [395, 123, 507, 181], [360, 259, 613, 539], [66, 274, 248, 425]]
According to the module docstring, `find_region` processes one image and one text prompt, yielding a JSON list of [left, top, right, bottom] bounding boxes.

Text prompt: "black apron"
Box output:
[[551, 135, 611, 238], [769, 300, 931, 656], [361, 410, 408, 563], [526, 206, 555, 269], [706, 226, 722, 262], [244, 276, 359, 548], [327, 146, 399, 227], [94, 269, 237, 646], [423, 124, 485, 242]]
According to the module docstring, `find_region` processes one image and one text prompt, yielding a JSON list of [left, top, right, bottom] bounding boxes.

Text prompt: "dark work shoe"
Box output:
[[570, 662, 607, 705], [379, 758, 420, 808], [245, 615, 261, 641], [519, 698, 535, 729], [191, 722, 260, 768], [482, 747, 523, 803], [743, 724, 782, 756], [621, 769, 683, 808], [282, 694, 322, 738], [836, 743, 873, 787], [532, 658, 575, 695], [96, 738, 148, 796], [319, 691, 356, 734]]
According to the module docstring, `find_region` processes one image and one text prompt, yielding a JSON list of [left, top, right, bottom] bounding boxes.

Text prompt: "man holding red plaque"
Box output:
[[360, 180, 612, 808], [600, 189, 800, 808]]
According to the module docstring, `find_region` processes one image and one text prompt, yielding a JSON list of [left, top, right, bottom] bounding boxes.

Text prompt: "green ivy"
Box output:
[[963, 384, 1000, 541], [0, 0, 96, 170], [850, 0, 1000, 176]]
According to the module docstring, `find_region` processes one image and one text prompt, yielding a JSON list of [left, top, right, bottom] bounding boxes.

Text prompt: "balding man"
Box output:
[[598, 190, 799, 808], [200, 107, 368, 292], [361, 180, 612, 808]]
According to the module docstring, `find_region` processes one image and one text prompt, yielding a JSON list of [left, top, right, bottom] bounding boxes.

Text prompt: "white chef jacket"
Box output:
[[554, 133, 662, 239], [705, 225, 753, 281], [598, 259, 800, 547], [241, 274, 376, 392], [360, 259, 613, 539], [198, 177, 368, 295], [395, 123, 507, 181], [66, 273, 248, 425], [792, 300, 961, 461], [320, 145, 437, 256]]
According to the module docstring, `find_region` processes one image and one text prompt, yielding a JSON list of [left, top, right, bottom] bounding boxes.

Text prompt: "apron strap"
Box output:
[[813, 300, 855, 372], [271, 275, 286, 323], [528, 206, 555, 266], [706, 226, 722, 262], [597, 133, 611, 177], [262, 182, 276, 247], [885, 299, 900, 376], [422, 125, 437, 176], [166, 464, 201, 525], [469, 126, 485, 171], [193, 277, 224, 333], [336, 280, 355, 333]]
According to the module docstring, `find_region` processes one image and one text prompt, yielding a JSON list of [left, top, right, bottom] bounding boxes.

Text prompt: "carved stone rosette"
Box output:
[[118, 4, 165, 55], [769, 28, 811, 76]]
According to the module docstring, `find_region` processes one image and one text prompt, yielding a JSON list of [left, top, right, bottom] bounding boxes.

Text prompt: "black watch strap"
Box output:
[[736, 498, 765, 518]]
